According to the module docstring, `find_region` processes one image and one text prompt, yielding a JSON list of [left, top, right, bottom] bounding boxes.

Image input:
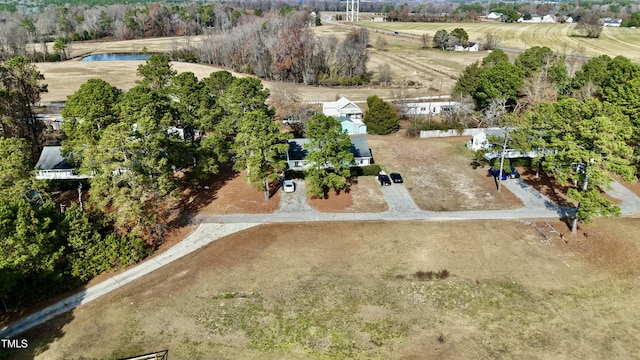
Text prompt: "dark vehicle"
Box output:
[[390, 173, 403, 183], [489, 165, 520, 180], [379, 174, 392, 186]]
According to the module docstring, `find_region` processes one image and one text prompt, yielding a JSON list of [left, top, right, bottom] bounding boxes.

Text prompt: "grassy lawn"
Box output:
[[14, 218, 640, 359]]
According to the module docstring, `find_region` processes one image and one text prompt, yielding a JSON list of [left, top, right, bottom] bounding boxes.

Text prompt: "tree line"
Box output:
[[452, 48, 639, 230], [0, 54, 365, 315]]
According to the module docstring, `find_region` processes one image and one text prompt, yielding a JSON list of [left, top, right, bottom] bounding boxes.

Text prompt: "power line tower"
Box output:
[[346, 0, 359, 22]]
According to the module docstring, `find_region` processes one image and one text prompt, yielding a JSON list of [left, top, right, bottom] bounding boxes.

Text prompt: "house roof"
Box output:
[[287, 135, 372, 161], [35, 146, 73, 170], [323, 97, 362, 114], [287, 138, 311, 161], [349, 135, 371, 158], [338, 116, 365, 126]]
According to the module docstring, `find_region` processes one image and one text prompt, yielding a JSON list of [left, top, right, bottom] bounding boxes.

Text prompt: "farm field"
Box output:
[[14, 219, 640, 359], [355, 20, 640, 63]]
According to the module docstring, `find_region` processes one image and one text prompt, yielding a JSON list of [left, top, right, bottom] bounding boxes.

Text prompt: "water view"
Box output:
[[81, 53, 155, 61]]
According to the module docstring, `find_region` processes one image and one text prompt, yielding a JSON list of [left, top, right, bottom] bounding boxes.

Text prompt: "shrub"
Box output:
[[350, 164, 381, 176]]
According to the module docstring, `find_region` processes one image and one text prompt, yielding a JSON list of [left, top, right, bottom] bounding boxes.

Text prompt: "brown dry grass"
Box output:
[[16, 218, 640, 360], [178, 166, 280, 215], [308, 176, 388, 212], [35, 23, 484, 104], [368, 135, 523, 211]]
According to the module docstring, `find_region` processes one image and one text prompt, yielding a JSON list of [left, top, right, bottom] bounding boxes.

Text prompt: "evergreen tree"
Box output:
[[232, 110, 292, 200], [363, 95, 400, 135], [304, 114, 353, 198]]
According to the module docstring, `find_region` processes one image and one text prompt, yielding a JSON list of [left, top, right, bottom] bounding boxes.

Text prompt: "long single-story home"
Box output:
[[454, 42, 479, 52], [399, 101, 460, 116], [603, 18, 622, 27], [286, 135, 372, 171], [35, 146, 91, 180]]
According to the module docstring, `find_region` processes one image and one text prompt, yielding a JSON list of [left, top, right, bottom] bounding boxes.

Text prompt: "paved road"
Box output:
[[3, 176, 639, 338]]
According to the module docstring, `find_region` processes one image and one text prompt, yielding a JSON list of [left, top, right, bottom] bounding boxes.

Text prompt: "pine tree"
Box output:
[[363, 95, 400, 135]]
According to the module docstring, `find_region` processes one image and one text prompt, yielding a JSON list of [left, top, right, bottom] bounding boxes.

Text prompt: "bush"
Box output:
[[350, 164, 381, 176]]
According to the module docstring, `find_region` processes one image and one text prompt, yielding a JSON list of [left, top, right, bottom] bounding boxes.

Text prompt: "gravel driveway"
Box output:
[[279, 180, 316, 213]]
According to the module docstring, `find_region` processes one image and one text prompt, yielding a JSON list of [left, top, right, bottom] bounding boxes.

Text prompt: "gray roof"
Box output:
[[349, 135, 372, 158], [287, 135, 371, 160], [35, 146, 73, 170], [287, 138, 311, 161]]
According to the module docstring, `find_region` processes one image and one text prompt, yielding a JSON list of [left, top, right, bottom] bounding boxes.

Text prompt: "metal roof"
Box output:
[[35, 146, 73, 170]]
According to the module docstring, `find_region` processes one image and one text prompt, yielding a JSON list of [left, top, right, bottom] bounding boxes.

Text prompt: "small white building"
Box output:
[[603, 18, 622, 27], [486, 12, 503, 21], [454, 42, 479, 52]]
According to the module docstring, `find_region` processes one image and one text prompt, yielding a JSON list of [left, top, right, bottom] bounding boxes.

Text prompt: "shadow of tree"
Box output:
[[520, 168, 575, 207], [170, 163, 239, 226]]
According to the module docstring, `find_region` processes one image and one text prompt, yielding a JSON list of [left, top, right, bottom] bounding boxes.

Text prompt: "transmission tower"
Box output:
[[346, 0, 359, 22]]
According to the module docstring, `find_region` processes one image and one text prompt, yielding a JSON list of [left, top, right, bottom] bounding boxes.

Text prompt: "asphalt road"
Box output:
[[2, 177, 638, 338]]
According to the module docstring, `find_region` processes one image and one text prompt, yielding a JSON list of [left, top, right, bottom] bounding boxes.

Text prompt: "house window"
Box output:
[[294, 161, 300, 168]]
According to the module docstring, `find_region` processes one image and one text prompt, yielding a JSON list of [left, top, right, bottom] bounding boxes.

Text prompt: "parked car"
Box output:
[[379, 174, 392, 186], [489, 168, 508, 180], [283, 179, 295, 193], [390, 173, 403, 183], [489, 165, 519, 180]]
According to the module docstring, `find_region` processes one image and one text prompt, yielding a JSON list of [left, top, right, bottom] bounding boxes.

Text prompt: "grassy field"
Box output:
[[13, 218, 640, 359], [356, 21, 640, 63]]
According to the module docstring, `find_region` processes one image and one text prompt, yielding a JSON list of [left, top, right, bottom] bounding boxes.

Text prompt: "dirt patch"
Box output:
[[308, 176, 388, 212], [368, 135, 523, 211], [178, 165, 280, 215]]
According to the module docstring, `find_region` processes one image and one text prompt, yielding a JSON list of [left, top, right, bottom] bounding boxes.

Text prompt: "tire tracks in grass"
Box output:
[[375, 50, 459, 81]]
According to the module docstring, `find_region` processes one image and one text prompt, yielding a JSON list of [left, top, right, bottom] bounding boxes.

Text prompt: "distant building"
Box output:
[[603, 18, 622, 27], [454, 42, 479, 52], [398, 101, 460, 116], [486, 12, 503, 21]]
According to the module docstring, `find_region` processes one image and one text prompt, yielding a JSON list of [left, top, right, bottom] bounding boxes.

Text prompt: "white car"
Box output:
[[283, 179, 295, 193]]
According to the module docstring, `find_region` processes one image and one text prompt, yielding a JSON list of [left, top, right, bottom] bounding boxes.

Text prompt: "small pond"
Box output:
[[80, 53, 155, 61]]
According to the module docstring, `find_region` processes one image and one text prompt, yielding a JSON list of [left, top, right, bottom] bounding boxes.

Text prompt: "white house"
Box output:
[[399, 101, 460, 116], [323, 97, 363, 120], [35, 146, 92, 180], [486, 12, 503, 21], [465, 128, 556, 159], [603, 18, 622, 27], [286, 135, 372, 171], [541, 14, 555, 23], [322, 97, 365, 135], [518, 13, 547, 22], [454, 42, 479, 52]]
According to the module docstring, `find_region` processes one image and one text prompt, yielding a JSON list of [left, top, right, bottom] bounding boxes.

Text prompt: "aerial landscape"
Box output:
[[1, 0, 640, 359]]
